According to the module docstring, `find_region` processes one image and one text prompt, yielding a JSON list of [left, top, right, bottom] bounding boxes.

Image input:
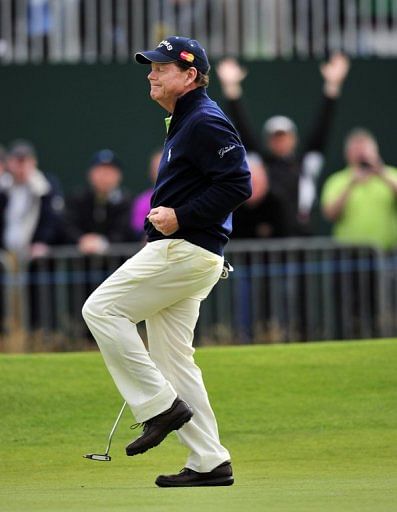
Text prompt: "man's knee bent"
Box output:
[[82, 289, 138, 325], [82, 291, 104, 323]]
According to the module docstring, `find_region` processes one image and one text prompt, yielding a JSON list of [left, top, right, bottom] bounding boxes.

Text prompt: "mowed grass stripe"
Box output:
[[0, 339, 396, 512]]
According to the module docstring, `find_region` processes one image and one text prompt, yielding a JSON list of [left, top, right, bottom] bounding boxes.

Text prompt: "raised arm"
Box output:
[[216, 58, 263, 154], [303, 53, 350, 154]]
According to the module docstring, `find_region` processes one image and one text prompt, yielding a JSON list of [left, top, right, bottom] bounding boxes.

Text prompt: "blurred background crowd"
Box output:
[[2, 49, 397, 256], [2, 0, 397, 349]]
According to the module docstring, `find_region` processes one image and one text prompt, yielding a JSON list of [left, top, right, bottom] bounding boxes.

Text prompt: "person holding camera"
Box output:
[[321, 128, 397, 249]]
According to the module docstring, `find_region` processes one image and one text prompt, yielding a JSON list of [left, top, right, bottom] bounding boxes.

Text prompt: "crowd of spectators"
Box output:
[[216, 52, 351, 237], [0, 141, 138, 259], [214, 53, 397, 252], [1, 54, 397, 258]]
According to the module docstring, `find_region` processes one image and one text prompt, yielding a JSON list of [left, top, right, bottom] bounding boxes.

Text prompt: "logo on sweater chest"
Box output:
[[167, 147, 172, 162]]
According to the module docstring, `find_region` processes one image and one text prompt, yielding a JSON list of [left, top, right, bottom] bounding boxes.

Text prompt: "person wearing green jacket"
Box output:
[[321, 128, 397, 250]]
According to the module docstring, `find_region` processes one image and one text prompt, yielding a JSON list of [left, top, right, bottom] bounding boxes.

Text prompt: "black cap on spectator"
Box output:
[[89, 149, 122, 170], [8, 139, 37, 159]]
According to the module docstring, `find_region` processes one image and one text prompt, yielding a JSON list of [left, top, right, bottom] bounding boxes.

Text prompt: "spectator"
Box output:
[[65, 149, 136, 253], [130, 148, 162, 239], [0, 145, 11, 189], [0, 140, 64, 258], [232, 152, 288, 239], [0, 145, 6, 175], [216, 53, 350, 236], [0, 145, 8, 334], [321, 129, 397, 250]]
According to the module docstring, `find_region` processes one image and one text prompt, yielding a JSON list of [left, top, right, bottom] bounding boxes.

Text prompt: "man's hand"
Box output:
[[78, 233, 109, 254], [30, 242, 50, 259], [320, 53, 350, 97], [352, 158, 384, 179], [216, 58, 247, 100], [147, 206, 179, 236]]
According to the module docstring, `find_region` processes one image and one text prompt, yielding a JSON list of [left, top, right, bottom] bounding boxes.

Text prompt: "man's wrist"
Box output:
[[173, 206, 187, 229], [323, 81, 341, 98], [222, 84, 243, 100], [379, 170, 395, 185]]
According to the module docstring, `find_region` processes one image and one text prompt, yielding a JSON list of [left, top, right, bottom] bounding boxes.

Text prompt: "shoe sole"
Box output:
[[126, 407, 193, 456], [155, 476, 234, 487]]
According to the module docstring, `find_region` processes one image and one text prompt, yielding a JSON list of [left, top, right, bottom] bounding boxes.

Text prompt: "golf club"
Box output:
[[83, 401, 127, 462]]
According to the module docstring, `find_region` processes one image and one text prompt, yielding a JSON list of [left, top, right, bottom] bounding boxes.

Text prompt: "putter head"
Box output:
[[83, 453, 111, 462]]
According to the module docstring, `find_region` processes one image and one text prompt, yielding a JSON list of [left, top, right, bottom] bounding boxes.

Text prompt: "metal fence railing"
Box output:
[[0, 251, 12, 339], [203, 238, 387, 344], [0, 238, 396, 352], [1, 0, 397, 65]]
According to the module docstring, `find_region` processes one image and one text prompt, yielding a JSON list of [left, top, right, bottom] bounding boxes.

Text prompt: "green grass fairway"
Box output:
[[1, 340, 396, 512]]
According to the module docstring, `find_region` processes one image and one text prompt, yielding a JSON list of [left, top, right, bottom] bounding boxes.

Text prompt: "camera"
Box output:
[[358, 160, 374, 172]]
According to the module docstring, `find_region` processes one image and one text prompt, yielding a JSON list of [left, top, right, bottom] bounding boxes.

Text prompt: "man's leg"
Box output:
[[82, 240, 181, 422], [82, 239, 224, 425], [146, 297, 231, 473]]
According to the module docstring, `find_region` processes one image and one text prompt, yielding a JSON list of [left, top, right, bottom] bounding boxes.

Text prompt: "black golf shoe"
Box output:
[[155, 461, 234, 487], [125, 397, 193, 456]]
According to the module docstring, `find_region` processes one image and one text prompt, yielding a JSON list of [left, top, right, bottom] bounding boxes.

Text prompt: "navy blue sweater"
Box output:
[[145, 87, 252, 255]]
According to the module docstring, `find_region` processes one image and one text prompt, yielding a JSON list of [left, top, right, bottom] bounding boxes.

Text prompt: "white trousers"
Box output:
[[82, 239, 231, 472]]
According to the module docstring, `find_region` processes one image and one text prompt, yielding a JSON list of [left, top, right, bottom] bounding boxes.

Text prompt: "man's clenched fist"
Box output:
[[147, 206, 179, 236]]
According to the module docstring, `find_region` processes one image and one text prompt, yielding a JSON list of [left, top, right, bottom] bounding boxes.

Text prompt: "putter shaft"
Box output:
[[84, 400, 127, 461], [105, 401, 127, 454]]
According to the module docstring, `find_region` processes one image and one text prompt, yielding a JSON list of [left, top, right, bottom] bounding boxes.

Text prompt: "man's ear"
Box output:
[[186, 67, 198, 85]]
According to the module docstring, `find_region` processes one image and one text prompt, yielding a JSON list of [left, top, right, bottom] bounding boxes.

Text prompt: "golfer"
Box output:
[[82, 36, 251, 487]]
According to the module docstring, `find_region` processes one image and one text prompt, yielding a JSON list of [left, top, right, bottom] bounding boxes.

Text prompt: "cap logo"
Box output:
[[158, 39, 173, 51], [180, 51, 194, 63]]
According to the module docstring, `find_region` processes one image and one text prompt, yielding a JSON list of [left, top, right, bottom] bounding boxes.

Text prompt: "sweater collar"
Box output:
[[167, 87, 208, 133]]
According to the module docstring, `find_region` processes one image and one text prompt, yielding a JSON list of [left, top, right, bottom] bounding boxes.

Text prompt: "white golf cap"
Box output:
[[263, 116, 297, 135]]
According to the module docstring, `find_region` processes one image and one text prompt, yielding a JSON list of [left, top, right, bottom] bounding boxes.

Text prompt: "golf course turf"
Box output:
[[1, 339, 396, 511]]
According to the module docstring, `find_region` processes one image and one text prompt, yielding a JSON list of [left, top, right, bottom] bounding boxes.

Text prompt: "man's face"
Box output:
[[89, 165, 121, 196], [147, 62, 190, 109], [7, 156, 36, 183], [266, 131, 297, 158], [345, 137, 379, 166]]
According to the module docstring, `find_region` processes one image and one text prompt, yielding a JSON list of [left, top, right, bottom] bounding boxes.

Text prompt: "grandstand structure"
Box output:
[[1, 0, 397, 64]]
